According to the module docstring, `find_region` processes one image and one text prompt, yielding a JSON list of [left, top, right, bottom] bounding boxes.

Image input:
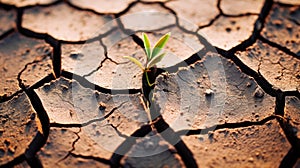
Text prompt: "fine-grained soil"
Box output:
[[0, 0, 299, 167]]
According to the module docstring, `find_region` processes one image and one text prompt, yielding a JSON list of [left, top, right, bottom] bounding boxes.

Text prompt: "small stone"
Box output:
[[144, 141, 155, 150], [286, 23, 293, 30], [61, 84, 69, 91], [248, 157, 254, 162], [98, 102, 106, 111], [254, 88, 264, 98], [8, 146, 15, 153], [246, 82, 252, 87], [272, 19, 282, 26], [25, 119, 32, 125], [255, 152, 260, 157], [43, 83, 51, 92], [205, 89, 213, 96]]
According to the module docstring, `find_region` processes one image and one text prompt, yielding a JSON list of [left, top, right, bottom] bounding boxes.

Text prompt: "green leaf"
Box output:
[[147, 53, 166, 68], [151, 32, 170, 59], [142, 33, 151, 60], [123, 56, 144, 70]]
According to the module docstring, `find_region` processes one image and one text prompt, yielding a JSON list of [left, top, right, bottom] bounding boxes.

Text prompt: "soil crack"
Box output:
[[49, 102, 127, 128]]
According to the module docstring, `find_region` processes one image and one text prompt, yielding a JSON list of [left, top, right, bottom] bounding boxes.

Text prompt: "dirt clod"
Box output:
[[254, 87, 264, 98]]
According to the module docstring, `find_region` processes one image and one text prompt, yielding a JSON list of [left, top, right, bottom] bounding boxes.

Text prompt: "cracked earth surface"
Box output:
[[0, 0, 299, 167]]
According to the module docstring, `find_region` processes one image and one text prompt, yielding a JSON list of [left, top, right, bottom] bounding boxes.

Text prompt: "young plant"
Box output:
[[124, 32, 171, 87]]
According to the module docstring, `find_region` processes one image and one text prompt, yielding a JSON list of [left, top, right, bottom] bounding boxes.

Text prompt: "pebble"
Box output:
[[205, 89, 214, 96], [272, 19, 282, 26], [98, 102, 106, 111], [254, 88, 264, 98], [246, 82, 252, 87], [255, 152, 260, 157]]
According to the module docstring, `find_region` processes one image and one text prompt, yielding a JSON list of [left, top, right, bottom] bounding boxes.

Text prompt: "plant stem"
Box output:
[[139, 96, 153, 128], [145, 70, 155, 87]]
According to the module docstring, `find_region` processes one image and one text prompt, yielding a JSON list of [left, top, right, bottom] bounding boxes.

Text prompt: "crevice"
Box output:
[[14, 0, 118, 46], [153, 116, 198, 168], [110, 124, 152, 168], [274, 92, 300, 167], [69, 152, 111, 165], [275, 1, 300, 7], [276, 98, 298, 144], [0, 2, 16, 9], [0, 28, 15, 41], [50, 102, 127, 128], [274, 90, 285, 116], [22, 88, 50, 167], [176, 115, 279, 136], [279, 148, 300, 168], [222, 12, 259, 17], [115, 18, 144, 49], [82, 38, 119, 78], [258, 35, 300, 60], [160, 0, 219, 32], [0, 89, 23, 103], [140, 65, 198, 167], [114, 14, 177, 53], [164, 48, 208, 73], [0, 0, 62, 9], [113, 1, 214, 72], [228, 0, 274, 53], [159, 2, 217, 52], [59, 26, 119, 45], [0, 154, 26, 168], [99, 37, 119, 65], [82, 58, 107, 78], [17, 55, 49, 89], [114, 1, 139, 18], [0, 73, 55, 103], [65, 0, 111, 16], [17, 8, 62, 78], [61, 70, 141, 94], [217, 0, 260, 17], [277, 118, 300, 167], [14, 53, 50, 167], [58, 128, 81, 162], [198, 14, 221, 29], [109, 123, 128, 138], [45, 35, 61, 78], [288, 18, 300, 26], [283, 90, 300, 99], [135, 24, 177, 33], [216, 47, 277, 97], [1, 0, 298, 167]]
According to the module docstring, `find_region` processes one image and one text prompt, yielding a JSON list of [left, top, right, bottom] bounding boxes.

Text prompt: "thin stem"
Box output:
[[145, 71, 155, 87], [139, 96, 154, 129]]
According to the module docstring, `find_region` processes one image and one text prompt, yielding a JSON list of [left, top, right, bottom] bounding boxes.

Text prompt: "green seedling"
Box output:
[[124, 32, 171, 87]]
